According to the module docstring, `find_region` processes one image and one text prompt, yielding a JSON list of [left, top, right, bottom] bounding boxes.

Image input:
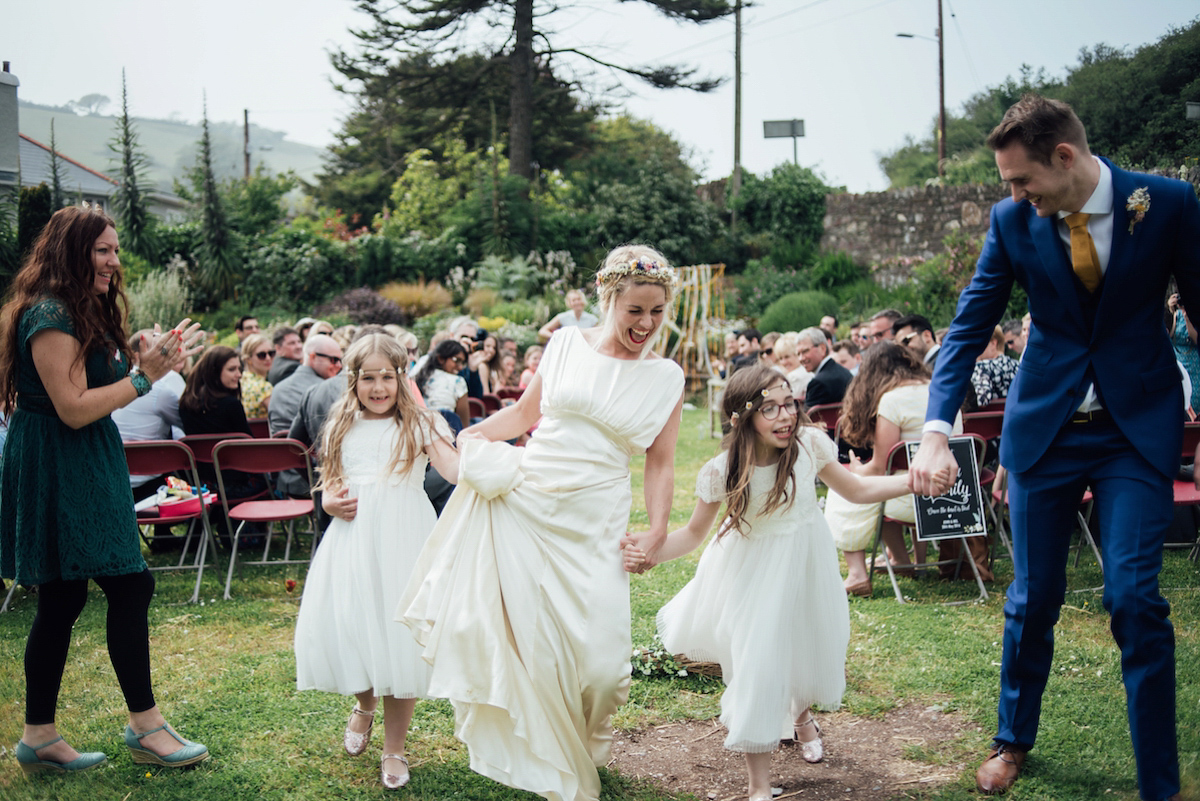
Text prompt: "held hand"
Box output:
[[322, 487, 358, 521], [620, 537, 648, 574], [908, 432, 958, 496], [623, 529, 666, 572]]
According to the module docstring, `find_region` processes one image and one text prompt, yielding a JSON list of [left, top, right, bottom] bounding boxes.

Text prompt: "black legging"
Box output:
[[24, 570, 157, 725]]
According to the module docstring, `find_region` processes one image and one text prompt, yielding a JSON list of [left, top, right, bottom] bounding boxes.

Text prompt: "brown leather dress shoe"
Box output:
[[975, 745, 1026, 795]]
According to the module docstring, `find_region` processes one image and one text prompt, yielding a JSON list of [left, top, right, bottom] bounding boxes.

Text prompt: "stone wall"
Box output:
[[821, 183, 1008, 273], [821, 165, 1200, 286]]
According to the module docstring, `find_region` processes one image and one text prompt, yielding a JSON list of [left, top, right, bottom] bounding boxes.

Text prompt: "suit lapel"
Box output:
[[1029, 206, 1087, 331], [1095, 161, 1137, 329]]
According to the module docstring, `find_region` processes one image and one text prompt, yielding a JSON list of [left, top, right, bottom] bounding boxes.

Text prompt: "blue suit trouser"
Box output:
[[1004, 419, 1178, 801]]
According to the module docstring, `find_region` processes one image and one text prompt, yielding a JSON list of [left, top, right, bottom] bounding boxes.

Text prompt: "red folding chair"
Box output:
[[496, 387, 524, 402], [467, 397, 486, 421], [211, 438, 317, 599], [247, 417, 270, 439], [805, 403, 841, 434], [180, 432, 251, 467], [961, 411, 1007, 560], [1172, 421, 1200, 560], [124, 440, 220, 604], [481, 393, 503, 415]]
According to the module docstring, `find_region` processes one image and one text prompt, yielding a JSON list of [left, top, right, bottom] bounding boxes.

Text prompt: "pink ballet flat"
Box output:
[[381, 753, 409, 789]]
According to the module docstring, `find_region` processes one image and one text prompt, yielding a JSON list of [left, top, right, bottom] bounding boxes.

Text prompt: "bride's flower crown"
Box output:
[[595, 257, 677, 289]]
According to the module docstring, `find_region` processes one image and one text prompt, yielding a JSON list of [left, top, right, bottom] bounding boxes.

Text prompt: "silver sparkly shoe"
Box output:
[[795, 714, 823, 764], [343, 705, 375, 756]]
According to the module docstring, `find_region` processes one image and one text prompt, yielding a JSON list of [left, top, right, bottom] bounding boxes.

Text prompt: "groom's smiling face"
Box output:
[[995, 143, 1073, 217]]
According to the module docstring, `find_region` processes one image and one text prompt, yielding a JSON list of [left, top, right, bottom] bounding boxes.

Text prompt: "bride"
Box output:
[[400, 244, 685, 801]]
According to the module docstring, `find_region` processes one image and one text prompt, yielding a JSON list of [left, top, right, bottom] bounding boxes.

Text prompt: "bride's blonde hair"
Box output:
[[593, 244, 677, 357], [316, 333, 449, 490]]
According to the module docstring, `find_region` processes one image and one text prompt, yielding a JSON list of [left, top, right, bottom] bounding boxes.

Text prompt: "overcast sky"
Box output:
[[4, 0, 1198, 192]]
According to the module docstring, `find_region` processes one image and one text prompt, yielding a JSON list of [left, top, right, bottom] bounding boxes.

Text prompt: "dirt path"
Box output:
[[611, 704, 981, 801]]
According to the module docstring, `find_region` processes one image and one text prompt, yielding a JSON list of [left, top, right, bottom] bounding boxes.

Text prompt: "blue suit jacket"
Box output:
[[927, 158, 1200, 478]]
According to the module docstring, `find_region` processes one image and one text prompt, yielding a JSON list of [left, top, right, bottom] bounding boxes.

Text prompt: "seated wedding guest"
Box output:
[[234, 315, 259, 342], [496, 352, 519, 390], [179, 346, 265, 498], [295, 317, 317, 342], [239, 333, 273, 419], [413, 340, 470, 433], [967, 326, 1020, 410], [113, 329, 186, 550], [519, 345, 543, 388], [770, 332, 812, 400], [449, 317, 486, 399], [310, 320, 336, 339], [268, 334, 343, 435], [758, 332, 781, 368], [268, 326, 303, 385], [798, 328, 852, 409], [1002, 320, 1025, 356], [478, 334, 505, 395], [831, 340, 862, 375], [538, 288, 598, 342], [824, 343, 982, 595], [819, 314, 839, 344], [499, 337, 519, 359]]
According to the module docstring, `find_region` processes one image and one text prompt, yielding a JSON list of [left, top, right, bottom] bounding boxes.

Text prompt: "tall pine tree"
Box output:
[[48, 120, 68, 210], [108, 71, 159, 261], [193, 103, 241, 302], [332, 0, 734, 181]]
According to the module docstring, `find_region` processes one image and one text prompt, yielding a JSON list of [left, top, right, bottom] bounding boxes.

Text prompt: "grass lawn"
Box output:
[[1, 408, 1197, 800]]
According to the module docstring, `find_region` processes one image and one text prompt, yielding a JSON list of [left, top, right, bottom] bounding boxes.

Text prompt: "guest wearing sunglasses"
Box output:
[[239, 333, 274, 419], [267, 334, 343, 436]]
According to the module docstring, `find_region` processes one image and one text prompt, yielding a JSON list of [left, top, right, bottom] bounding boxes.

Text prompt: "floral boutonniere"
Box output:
[[1126, 187, 1150, 234]]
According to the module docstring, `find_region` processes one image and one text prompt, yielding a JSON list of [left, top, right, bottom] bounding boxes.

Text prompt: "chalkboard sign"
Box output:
[[906, 437, 988, 542]]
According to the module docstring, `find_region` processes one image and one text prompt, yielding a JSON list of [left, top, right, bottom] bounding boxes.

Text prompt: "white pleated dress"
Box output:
[[294, 414, 448, 698], [400, 327, 684, 801], [657, 427, 850, 753]]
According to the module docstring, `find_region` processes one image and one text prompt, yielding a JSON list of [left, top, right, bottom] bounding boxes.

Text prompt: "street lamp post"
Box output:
[[897, 0, 946, 177]]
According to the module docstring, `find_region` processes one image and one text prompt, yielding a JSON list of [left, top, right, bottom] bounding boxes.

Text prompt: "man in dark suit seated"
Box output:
[[797, 327, 852, 409], [893, 313, 941, 369]]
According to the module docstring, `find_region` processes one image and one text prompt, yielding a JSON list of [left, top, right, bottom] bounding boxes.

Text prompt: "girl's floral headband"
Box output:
[[728, 389, 771, 425], [595, 257, 677, 288]]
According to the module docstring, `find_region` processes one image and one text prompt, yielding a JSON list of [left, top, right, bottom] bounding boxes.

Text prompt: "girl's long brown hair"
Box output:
[[837, 342, 930, 448], [0, 206, 131, 409], [317, 333, 451, 490], [719, 365, 819, 537]]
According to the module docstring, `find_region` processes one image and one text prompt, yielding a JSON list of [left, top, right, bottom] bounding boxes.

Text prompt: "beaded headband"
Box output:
[[594, 257, 677, 289]]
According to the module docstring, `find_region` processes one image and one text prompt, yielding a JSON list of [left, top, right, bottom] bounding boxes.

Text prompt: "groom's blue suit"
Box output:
[[926, 158, 1200, 801]]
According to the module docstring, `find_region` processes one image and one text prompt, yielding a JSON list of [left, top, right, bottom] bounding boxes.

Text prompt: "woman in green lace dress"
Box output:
[[0, 206, 209, 775]]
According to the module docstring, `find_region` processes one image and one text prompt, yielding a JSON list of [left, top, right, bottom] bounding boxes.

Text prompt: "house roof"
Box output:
[[18, 133, 117, 197]]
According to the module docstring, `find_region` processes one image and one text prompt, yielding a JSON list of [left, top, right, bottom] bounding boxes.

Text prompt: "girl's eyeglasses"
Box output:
[[758, 399, 798, 420], [254, 350, 276, 360]]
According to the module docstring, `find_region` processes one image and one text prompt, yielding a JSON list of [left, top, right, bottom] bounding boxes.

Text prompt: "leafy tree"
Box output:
[[332, 0, 733, 184], [590, 154, 723, 267], [220, 167, 298, 237], [0, 188, 21, 295], [108, 72, 159, 262], [190, 107, 242, 303], [731, 162, 830, 246], [1061, 21, 1200, 167], [566, 115, 697, 197], [321, 50, 598, 221]]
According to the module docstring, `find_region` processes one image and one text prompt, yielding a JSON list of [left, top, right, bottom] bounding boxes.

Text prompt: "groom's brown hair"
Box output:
[[986, 93, 1089, 166]]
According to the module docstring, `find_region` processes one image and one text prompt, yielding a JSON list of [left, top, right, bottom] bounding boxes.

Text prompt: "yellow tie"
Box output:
[[1065, 212, 1101, 292]]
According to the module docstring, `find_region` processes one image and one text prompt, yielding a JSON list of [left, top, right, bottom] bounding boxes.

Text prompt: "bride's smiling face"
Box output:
[[608, 283, 667, 356]]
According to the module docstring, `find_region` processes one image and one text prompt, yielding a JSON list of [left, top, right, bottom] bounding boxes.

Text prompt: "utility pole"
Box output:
[[731, 0, 742, 232], [243, 109, 250, 179], [936, 0, 945, 176]]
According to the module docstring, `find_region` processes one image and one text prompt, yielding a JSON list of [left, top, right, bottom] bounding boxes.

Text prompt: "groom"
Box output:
[[909, 94, 1199, 801]]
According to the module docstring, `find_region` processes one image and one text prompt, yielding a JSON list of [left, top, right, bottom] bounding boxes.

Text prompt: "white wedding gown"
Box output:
[[400, 327, 684, 801]]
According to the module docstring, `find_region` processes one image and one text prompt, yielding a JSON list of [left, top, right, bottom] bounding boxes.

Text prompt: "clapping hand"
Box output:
[[142, 320, 206, 380]]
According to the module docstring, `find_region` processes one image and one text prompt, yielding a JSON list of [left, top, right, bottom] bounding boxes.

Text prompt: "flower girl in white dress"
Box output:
[[294, 333, 459, 790], [624, 365, 950, 801]]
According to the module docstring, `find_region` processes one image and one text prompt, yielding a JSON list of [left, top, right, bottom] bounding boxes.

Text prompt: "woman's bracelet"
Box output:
[[129, 366, 152, 397]]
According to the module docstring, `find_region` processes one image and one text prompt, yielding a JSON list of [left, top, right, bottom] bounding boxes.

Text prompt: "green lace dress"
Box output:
[[0, 298, 146, 583]]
